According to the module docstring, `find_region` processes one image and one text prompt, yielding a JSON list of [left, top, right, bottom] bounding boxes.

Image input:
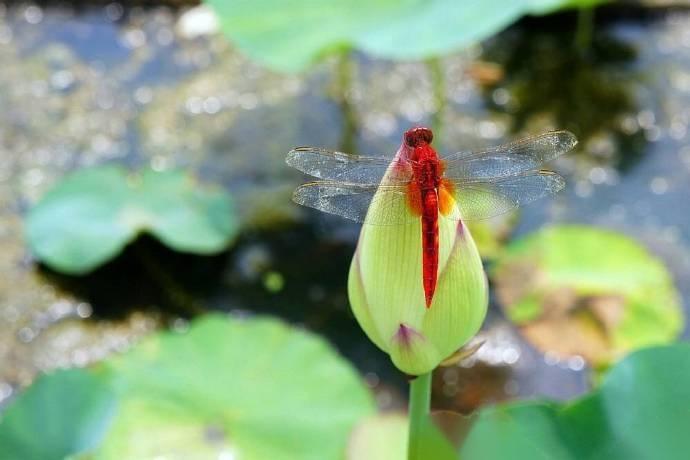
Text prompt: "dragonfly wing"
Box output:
[[442, 131, 577, 180], [444, 171, 565, 221], [292, 182, 418, 225], [286, 147, 412, 184]]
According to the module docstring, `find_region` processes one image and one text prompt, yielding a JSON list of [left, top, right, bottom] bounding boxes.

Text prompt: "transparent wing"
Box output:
[[442, 131, 577, 180], [444, 171, 565, 221], [292, 182, 418, 225], [286, 147, 412, 184]]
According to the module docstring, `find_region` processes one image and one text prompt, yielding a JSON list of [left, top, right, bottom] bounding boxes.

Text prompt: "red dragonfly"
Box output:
[[287, 127, 576, 308]]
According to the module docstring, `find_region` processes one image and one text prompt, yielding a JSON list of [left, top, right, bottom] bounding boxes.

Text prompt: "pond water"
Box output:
[[0, 2, 689, 413]]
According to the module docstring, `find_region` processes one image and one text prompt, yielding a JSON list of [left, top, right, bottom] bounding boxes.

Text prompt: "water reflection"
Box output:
[[480, 14, 646, 171]]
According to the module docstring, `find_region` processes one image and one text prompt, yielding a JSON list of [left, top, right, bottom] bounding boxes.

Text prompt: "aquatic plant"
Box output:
[[26, 166, 238, 274], [492, 225, 684, 369], [205, 0, 609, 73]]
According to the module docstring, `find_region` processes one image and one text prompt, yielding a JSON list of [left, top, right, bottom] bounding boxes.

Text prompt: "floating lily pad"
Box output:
[[0, 315, 374, 460], [26, 166, 238, 275], [0, 369, 116, 460], [205, 0, 608, 72], [492, 225, 683, 366], [102, 315, 375, 460], [461, 343, 690, 460]]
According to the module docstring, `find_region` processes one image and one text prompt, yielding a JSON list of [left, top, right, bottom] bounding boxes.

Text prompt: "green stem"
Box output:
[[590, 361, 611, 388], [426, 57, 445, 142], [574, 7, 594, 54], [135, 246, 205, 317], [407, 372, 432, 460], [335, 50, 358, 153]]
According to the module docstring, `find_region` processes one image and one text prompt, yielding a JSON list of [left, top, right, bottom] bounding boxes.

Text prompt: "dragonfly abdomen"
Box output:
[[421, 188, 439, 308]]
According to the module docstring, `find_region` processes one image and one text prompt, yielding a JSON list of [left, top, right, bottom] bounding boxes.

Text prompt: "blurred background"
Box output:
[[0, 0, 689, 458]]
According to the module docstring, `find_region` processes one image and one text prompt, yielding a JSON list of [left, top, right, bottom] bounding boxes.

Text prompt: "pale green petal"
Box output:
[[357, 218, 426, 341], [423, 218, 488, 359], [348, 249, 387, 351], [388, 325, 443, 376]]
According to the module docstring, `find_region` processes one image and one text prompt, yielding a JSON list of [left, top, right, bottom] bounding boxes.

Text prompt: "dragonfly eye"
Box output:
[[404, 127, 434, 147]]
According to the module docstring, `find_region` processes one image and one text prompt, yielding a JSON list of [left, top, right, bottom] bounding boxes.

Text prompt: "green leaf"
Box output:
[[0, 369, 117, 460], [205, 0, 609, 73], [101, 315, 375, 460], [0, 315, 375, 460], [347, 414, 409, 460], [26, 166, 238, 274], [491, 225, 683, 366], [461, 343, 690, 460]]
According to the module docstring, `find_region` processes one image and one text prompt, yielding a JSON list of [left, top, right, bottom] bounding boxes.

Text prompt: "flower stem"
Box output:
[[426, 57, 445, 142], [574, 7, 594, 55], [135, 246, 205, 316], [334, 50, 358, 153], [407, 371, 432, 460]]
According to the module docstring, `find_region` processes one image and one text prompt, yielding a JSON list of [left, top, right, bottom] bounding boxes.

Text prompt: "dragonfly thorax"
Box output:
[[410, 144, 442, 191]]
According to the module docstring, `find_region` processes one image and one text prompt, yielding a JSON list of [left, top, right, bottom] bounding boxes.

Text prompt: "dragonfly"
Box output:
[[287, 126, 577, 308]]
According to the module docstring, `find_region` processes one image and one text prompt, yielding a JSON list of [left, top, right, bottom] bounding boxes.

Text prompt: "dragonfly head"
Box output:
[[404, 127, 433, 148]]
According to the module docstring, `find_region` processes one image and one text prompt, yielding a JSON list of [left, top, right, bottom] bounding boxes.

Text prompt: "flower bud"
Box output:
[[348, 158, 488, 376]]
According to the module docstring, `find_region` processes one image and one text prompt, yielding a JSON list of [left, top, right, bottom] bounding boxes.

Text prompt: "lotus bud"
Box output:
[[348, 145, 488, 376]]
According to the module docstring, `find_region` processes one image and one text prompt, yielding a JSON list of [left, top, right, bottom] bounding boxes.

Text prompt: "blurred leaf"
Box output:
[[205, 0, 609, 73], [0, 315, 375, 460], [492, 225, 683, 366], [0, 369, 116, 460], [26, 166, 238, 275], [346, 412, 457, 460], [101, 315, 375, 460], [94, 397, 240, 459], [417, 414, 464, 459], [347, 414, 408, 460], [347, 345, 690, 459], [461, 343, 690, 460]]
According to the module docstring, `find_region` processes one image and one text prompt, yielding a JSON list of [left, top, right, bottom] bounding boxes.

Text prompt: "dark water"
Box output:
[[0, 2, 689, 413]]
